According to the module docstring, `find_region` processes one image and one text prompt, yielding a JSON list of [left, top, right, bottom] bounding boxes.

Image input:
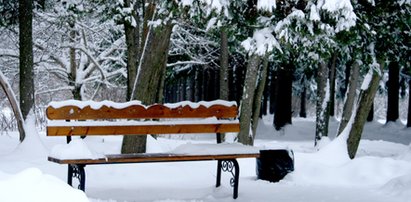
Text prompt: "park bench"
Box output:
[[46, 100, 261, 199]]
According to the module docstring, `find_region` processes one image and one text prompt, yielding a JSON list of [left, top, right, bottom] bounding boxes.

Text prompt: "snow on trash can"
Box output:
[[256, 149, 294, 182]]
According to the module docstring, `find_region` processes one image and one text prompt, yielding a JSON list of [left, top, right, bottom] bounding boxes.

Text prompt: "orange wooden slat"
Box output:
[[47, 123, 240, 136], [46, 104, 238, 120]]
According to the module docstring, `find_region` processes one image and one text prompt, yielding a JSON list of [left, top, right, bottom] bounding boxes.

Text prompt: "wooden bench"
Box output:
[[46, 100, 261, 199]]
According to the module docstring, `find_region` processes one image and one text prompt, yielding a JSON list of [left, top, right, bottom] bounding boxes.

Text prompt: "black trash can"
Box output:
[[256, 149, 294, 182]]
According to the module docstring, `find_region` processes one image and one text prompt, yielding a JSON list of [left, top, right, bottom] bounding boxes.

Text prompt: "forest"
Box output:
[[0, 0, 410, 159]]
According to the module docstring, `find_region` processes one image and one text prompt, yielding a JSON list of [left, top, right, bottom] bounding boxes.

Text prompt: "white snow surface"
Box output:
[[1, 116, 411, 202], [49, 99, 236, 109], [0, 168, 88, 202], [170, 143, 261, 155], [50, 139, 105, 160], [47, 118, 238, 127]]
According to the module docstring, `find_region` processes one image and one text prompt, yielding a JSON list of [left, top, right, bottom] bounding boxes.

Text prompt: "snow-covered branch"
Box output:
[[35, 86, 75, 96], [167, 60, 209, 68], [0, 49, 18, 58]]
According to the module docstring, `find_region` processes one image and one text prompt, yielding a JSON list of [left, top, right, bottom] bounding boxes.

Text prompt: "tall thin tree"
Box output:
[[19, 0, 34, 121], [386, 61, 400, 123]]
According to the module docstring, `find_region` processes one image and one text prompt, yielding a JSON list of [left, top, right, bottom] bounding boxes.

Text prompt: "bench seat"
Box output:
[[49, 152, 260, 164]]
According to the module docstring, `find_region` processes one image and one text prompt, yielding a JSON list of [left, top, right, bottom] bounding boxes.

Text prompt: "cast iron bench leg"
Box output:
[[216, 160, 222, 187], [218, 159, 240, 199], [68, 164, 86, 191]]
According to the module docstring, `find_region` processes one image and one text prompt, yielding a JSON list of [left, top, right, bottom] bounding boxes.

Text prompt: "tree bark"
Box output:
[[219, 27, 229, 101], [238, 54, 261, 145], [68, 22, 81, 100], [386, 61, 399, 123], [218, 28, 229, 142], [315, 61, 330, 146], [269, 70, 276, 114], [407, 78, 411, 127], [0, 71, 25, 142], [122, 2, 174, 154], [251, 57, 269, 138], [338, 61, 360, 135], [194, 67, 202, 102], [347, 63, 384, 159], [124, 0, 140, 101], [19, 0, 34, 120], [367, 102, 374, 122], [274, 64, 293, 130], [300, 77, 307, 118], [329, 53, 337, 117], [262, 73, 269, 116]]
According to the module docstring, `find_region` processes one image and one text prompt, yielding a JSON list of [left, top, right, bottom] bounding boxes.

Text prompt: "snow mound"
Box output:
[[398, 143, 411, 161], [382, 174, 411, 200], [50, 139, 104, 159], [0, 168, 89, 202]]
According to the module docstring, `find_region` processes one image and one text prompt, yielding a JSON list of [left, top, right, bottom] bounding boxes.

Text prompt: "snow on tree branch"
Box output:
[[242, 28, 282, 56], [319, 0, 357, 32]]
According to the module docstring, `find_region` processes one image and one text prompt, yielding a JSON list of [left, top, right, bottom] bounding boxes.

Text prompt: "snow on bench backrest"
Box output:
[[47, 100, 238, 120]]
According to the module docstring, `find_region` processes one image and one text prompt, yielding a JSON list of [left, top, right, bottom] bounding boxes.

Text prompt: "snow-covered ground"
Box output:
[[0, 116, 411, 202]]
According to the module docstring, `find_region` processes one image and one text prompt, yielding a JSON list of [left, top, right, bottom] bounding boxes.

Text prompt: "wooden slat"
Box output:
[[46, 104, 238, 120], [47, 123, 240, 136], [48, 152, 260, 165]]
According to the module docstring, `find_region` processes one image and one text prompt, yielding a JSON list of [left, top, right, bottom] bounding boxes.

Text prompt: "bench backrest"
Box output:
[[46, 100, 240, 139]]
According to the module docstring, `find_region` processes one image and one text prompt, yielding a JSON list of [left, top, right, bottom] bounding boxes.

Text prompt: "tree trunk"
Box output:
[[69, 22, 81, 100], [262, 73, 269, 116], [0, 71, 25, 142], [274, 64, 293, 130], [251, 57, 269, 138], [386, 61, 399, 123], [315, 61, 330, 146], [19, 0, 34, 120], [218, 28, 229, 142], [219, 27, 229, 101], [300, 77, 307, 118], [232, 57, 246, 103], [121, 0, 142, 154], [269, 70, 276, 114], [347, 63, 384, 159], [194, 67, 202, 102], [122, 2, 174, 154], [407, 78, 411, 127], [204, 69, 212, 101], [338, 61, 360, 135], [329, 53, 337, 117], [341, 63, 351, 98], [238, 54, 261, 145], [124, 0, 140, 101], [367, 102, 374, 122]]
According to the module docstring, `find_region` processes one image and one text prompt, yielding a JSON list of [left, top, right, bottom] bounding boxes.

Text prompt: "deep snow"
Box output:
[[0, 116, 411, 202]]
